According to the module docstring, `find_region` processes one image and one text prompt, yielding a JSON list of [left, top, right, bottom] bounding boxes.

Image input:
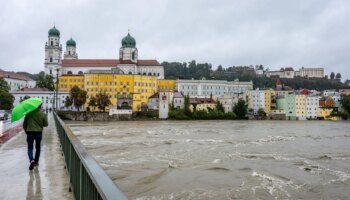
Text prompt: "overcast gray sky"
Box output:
[[0, 0, 349, 80]]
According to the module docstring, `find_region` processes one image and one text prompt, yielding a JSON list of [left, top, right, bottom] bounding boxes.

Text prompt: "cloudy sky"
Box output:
[[0, 0, 349, 80]]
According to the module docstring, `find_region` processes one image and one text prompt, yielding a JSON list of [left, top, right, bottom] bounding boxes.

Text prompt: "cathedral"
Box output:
[[44, 26, 164, 80]]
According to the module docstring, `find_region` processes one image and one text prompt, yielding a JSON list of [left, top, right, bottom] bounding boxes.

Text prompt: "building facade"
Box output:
[[176, 79, 253, 98], [0, 70, 36, 91], [306, 96, 319, 119]]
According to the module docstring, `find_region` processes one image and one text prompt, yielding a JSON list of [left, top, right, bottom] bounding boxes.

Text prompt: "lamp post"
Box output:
[[55, 68, 60, 110]]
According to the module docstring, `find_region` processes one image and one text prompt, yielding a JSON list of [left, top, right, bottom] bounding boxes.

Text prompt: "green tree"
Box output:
[[216, 100, 225, 113], [330, 72, 335, 80], [184, 95, 191, 116], [70, 86, 87, 112], [336, 73, 342, 79], [0, 90, 14, 110], [96, 92, 111, 112], [0, 78, 10, 92], [36, 74, 55, 91], [257, 108, 266, 116], [233, 99, 248, 119], [340, 94, 350, 115], [64, 96, 73, 109], [88, 95, 97, 111]]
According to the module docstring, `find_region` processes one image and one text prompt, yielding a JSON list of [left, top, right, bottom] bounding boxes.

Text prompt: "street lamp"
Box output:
[[55, 68, 60, 110]]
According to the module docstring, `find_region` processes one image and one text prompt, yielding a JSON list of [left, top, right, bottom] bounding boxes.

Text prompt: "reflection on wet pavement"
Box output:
[[0, 114, 72, 200]]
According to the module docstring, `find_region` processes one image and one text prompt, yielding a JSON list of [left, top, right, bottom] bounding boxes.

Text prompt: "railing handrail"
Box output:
[[54, 112, 128, 200]]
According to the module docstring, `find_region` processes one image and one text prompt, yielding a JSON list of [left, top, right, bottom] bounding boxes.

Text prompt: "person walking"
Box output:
[[23, 105, 48, 170]]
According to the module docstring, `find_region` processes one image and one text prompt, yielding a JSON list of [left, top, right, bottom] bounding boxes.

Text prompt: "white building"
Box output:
[[148, 93, 159, 110], [306, 96, 319, 119], [218, 93, 246, 113], [44, 26, 164, 79], [0, 70, 36, 91], [44, 26, 63, 79], [176, 79, 253, 98], [266, 67, 324, 79], [159, 90, 173, 119], [299, 67, 324, 78], [173, 91, 184, 109], [11, 88, 73, 111], [246, 90, 266, 114]]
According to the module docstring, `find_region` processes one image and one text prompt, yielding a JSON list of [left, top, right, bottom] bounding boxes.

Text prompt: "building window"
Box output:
[[67, 71, 72, 75], [50, 58, 53, 62]]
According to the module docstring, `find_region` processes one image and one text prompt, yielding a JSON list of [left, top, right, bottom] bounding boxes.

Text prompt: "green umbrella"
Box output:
[[11, 97, 43, 122]]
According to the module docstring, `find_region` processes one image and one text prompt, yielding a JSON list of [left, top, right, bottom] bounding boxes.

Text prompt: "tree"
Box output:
[[0, 78, 10, 92], [88, 96, 97, 111], [257, 108, 266, 116], [184, 95, 191, 116], [70, 86, 87, 112], [0, 90, 14, 110], [233, 99, 248, 119], [336, 73, 342, 79], [36, 74, 54, 91], [96, 92, 111, 112], [64, 96, 73, 109], [217, 65, 223, 72], [330, 72, 335, 80], [216, 100, 225, 113], [340, 94, 350, 115]]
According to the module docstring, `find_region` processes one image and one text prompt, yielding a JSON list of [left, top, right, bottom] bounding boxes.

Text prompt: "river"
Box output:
[[67, 120, 350, 200]]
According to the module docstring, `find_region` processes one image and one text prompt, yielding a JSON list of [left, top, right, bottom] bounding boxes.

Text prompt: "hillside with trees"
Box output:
[[162, 61, 350, 90]]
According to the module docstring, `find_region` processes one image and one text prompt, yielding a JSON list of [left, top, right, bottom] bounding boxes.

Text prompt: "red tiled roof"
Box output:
[[190, 97, 216, 104], [300, 89, 311, 95], [0, 69, 33, 81], [17, 88, 49, 92], [62, 59, 160, 67]]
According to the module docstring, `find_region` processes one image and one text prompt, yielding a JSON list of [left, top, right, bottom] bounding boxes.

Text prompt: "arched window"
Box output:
[[69, 51, 71, 55], [78, 71, 83, 75], [143, 72, 146, 75], [67, 71, 73, 75], [138, 72, 141, 75], [50, 58, 53, 62], [153, 73, 156, 76], [51, 41, 53, 46], [157, 73, 160, 76], [128, 72, 132, 75], [132, 52, 135, 60], [148, 72, 152, 76]]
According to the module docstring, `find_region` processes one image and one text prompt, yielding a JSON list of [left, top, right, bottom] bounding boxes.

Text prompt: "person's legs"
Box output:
[[34, 134, 42, 164], [27, 135, 35, 162]]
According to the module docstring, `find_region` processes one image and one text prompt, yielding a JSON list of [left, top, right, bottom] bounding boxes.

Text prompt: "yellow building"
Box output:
[[83, 71, 158, 112], [295, 94, 306, 120], [189, 97, 216, 112], [318, 107, 337, 120], [158, 79, 176, 90], [58, 75, 85, 92], [264, 90, 274, 113]]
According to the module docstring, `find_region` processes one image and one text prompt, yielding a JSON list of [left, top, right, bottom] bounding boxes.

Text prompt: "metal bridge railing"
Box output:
[[54, 112, 128, 200]]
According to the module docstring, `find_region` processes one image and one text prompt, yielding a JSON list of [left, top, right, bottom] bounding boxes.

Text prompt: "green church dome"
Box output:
[[122, 33, 136, 48], [48, 26, 60, 37], [66, 38, 76, 47]]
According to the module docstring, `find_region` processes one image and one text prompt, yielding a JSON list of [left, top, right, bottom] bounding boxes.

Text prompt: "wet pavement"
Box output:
[[0, 113, 73, 200]]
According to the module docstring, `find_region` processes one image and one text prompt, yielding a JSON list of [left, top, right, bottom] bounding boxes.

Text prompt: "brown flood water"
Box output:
[[67, 120, 350, 200]]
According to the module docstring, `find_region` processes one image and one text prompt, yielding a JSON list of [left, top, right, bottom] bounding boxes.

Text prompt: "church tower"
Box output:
[[44, 26, 62, 79], [64, 38, 78, 60], [119, 32, 138, 63]]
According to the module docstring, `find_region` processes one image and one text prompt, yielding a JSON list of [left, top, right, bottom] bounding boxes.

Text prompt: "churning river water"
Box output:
[[66, 120, 350, 200]]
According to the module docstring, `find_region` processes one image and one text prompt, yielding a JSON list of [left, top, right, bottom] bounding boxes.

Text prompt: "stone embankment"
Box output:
[[57, 111, 132, 121]]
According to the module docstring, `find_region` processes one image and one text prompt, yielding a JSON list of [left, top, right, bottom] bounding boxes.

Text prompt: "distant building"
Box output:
[[159, 90, 173, 119], [43, 26, 164, 80], [172, 91, 184, 109], [246, 89, 274, 114], [189, 97, 216, 112], [10, 88, 71, 111], [265, 67, 324, 79], [306, 96, 319, 119], [176, 79, 253, 99], [218, 93, 246, 113], [0, 70, 36, 91]]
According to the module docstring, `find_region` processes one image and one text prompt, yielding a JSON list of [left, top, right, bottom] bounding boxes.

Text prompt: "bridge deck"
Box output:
[[0, 113, 73, 200]]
